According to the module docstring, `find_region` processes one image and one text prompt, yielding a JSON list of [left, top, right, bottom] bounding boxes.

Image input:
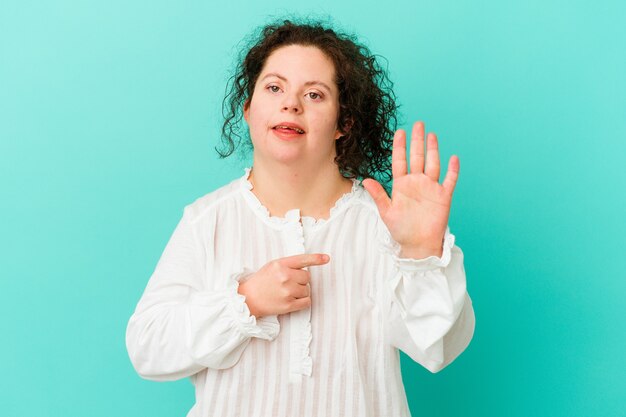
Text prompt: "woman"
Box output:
[[126, 18, 475, 417]]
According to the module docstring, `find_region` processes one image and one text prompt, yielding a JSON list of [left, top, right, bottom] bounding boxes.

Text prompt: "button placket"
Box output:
[[283, 209, 313, 383]]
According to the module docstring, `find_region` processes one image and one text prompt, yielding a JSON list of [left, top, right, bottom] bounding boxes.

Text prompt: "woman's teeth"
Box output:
[[274, 126, 304, 134]]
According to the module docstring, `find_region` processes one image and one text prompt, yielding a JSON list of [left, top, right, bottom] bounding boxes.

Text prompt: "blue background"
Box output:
[[1, 1, 624, 416]]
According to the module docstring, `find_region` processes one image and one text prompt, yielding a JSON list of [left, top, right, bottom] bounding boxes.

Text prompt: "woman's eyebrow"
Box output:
[[260, 72, 332, 93]]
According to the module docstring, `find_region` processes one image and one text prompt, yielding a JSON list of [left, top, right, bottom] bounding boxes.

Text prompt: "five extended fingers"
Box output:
[[394, 120, 459, 195]]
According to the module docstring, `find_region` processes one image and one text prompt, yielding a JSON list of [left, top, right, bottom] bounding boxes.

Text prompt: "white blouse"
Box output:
[[125, 167, 475, 417]]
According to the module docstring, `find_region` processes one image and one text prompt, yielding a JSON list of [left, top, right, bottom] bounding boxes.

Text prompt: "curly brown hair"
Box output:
[[217, 16, 400, 192]]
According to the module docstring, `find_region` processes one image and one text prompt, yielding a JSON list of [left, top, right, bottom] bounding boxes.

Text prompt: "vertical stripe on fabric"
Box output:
[[309, 233, 325, 417], [272, 314, 287, 416], [276, 223, 296, 417], [258, 338, 276, 415], [228, 346, 247, 417], [213, 367, 233, 416], [353, 249, 372, 416], [325, 273, 339, 417], [392, 350, 405, 417], [337, 248, 350, 417], [262, 323, 279, 415], [298, 371, 309, 416], [285, 351, 295, 415], [250, 221, 265, 417], [343, 215, 356, 417], [367, 241, 384, 417], [278, 317, 293, 417], [201, 371, 214, 414], [302, 375, 315, 417], [236, 208, 254, 417], [352, 356, 362, 417], [282, 223, 296, 417], [389, 354, 400, 417], [363, 323, 376, 416], [266, 229, 288, 417], [207, 369, 224, 414], [253, 218, 273, 416], [326, 255, 346, 416], [291, 372, 304, 415], [238, 345, 254, 416], [337, 300, 350, 416], [249, 339, 265, 416], [326, 220, 349, 416]]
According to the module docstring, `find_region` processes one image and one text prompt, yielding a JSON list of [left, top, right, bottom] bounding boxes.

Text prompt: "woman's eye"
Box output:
[[266, 85, 321, 100]]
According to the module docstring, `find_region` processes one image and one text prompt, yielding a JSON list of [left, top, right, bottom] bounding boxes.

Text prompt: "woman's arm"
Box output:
[[125, 208, 279, 382], [382, 227, 475, 373]]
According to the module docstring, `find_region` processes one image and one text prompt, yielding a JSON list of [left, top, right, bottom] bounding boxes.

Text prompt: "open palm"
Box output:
[[362, 121, 459, 258]]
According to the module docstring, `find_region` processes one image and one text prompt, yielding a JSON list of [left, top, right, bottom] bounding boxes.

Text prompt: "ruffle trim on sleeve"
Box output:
[[227, 268, 280, 341], [380, 226, 456, 272], [188, 268, 280, 341]]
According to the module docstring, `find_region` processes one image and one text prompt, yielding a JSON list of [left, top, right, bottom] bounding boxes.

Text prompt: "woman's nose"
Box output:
[[281, 92, 301, 113]]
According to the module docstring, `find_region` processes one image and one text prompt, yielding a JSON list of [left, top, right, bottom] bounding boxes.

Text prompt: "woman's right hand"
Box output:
[[237, 253, 330, 318]]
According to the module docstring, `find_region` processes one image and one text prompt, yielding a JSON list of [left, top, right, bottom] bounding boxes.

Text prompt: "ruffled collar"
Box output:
[[239, 166, 363, 228]]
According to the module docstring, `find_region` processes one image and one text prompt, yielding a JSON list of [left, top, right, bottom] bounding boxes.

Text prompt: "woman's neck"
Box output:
[[247, 159, 354, 220]]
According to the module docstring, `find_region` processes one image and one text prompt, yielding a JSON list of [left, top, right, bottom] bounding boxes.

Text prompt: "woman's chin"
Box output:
[[272, 151, 306, 164], [260, 142, 308, 162]]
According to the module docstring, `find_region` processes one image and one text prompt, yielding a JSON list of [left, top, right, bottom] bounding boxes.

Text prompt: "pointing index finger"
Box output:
[[282, 253, 330, 270]]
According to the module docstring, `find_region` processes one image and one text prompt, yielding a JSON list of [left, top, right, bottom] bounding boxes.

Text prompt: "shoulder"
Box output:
[[345, 183, 389, 230], [350, 182, 381, 217], [348, 182, 394, 238], [182, 176, 243, 224]]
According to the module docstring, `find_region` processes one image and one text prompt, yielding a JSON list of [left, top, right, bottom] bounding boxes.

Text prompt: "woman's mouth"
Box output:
[[272, 126, 305, 139]]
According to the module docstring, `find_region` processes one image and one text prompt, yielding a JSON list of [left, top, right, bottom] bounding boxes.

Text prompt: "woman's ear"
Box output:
[[243, 99, 250, 122], [335, 117, 354, 140]]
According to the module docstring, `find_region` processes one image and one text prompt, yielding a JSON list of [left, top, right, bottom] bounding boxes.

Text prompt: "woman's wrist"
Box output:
[[399, 244, 443, 259], [237, 281, 263, 318]]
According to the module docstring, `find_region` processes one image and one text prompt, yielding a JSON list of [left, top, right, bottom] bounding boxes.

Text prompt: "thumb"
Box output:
[[362, 178, 391, 218]]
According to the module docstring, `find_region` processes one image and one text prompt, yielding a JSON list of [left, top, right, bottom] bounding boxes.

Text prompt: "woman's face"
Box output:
[[243, 44, 343, 166]]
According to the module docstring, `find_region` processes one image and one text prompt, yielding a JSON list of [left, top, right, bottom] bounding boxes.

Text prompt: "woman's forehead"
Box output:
[[260, 45, 337, 88]]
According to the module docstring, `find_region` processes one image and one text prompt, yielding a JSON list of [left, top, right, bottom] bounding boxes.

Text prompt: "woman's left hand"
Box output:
[[362, 121, 459, 259]]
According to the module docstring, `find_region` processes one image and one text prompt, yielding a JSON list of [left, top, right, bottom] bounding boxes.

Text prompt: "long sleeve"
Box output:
[[381, 226, 475, 373], [125, 207, 280, 382]]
